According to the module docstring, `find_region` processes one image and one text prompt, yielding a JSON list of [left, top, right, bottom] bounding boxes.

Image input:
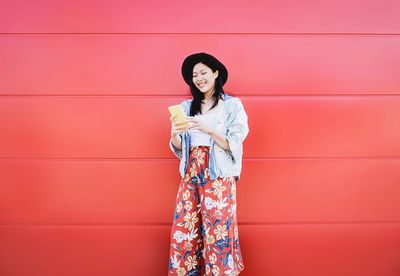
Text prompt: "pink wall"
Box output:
[[1, 1, 400, 275]]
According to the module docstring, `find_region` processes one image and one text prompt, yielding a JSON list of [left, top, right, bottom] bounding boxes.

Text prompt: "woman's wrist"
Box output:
[[206, 126, 214, 135], [171, 133, 182, 150]]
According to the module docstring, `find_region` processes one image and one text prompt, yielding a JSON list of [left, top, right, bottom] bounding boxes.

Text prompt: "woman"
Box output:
[[168, 52, 249, 276]]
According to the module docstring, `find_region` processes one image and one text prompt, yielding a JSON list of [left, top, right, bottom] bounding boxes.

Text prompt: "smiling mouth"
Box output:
[[198, 82, 206, 87]]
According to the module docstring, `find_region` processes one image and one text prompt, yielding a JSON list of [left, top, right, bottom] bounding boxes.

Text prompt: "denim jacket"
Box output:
[[169, 92, 249, 181]]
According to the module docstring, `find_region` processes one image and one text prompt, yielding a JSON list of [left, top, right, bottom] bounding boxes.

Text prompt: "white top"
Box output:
[[188, 102, 220, 147]]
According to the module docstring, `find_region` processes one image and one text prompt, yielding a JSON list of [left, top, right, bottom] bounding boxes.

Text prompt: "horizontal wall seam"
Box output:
[[0, 94, 400, 97], [1, 32, 400, 36], [0, 220, 399, 227], [1, 157, 400, 161]]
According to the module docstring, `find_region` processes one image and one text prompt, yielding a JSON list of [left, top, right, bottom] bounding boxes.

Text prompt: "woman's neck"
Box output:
[[203, 88, 216, 100]]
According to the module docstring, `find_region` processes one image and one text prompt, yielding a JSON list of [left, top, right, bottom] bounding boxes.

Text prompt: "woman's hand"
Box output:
[[170, 114, 188, 138], [185, 116, 214, 135]]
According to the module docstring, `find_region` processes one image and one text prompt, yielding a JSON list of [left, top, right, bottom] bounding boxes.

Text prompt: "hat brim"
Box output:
[[181, 52, 228, 86]]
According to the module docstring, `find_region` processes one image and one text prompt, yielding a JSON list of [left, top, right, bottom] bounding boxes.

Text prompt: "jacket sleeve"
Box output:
[[225, 98, 249, 163]]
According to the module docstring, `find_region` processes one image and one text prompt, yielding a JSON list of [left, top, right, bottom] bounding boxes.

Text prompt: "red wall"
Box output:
[[1, 1, 400, 275]]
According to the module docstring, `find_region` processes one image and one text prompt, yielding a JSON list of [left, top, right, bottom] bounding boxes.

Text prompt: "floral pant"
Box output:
[[168, 145, 244, 276]]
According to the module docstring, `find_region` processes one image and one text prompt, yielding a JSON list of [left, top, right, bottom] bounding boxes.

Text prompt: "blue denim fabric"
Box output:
[[169, 93, 249, 181]]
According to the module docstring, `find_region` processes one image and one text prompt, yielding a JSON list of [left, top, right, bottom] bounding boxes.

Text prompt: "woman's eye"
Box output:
[[193, 72, 206, 77]]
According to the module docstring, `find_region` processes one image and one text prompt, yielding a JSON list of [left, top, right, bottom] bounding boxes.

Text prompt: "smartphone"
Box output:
[[168, 104, 189, 129]]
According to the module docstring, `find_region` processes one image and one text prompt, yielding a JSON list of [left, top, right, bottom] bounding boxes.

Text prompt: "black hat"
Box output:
[[181, 52, 228, 86]]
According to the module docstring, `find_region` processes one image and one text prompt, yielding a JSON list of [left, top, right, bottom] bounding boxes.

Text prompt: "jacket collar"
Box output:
[[223, 92, 232, 101], [187, 92, 232, 104]]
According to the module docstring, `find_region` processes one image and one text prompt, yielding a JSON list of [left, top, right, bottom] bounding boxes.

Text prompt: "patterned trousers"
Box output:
[[168, 145, 244, 276]]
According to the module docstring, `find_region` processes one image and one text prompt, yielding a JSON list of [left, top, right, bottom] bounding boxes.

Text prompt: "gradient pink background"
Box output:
[[1, 0, 400, 275]]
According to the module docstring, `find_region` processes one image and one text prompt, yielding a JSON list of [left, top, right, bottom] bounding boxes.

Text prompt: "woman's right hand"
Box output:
[[170, 114, 188, 138]]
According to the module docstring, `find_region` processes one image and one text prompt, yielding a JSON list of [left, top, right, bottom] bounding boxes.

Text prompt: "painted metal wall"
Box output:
[[1, 0, 399, 275]]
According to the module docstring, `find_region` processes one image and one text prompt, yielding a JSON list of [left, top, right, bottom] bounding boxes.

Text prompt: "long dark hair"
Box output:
[[188, 62, 226, 116]]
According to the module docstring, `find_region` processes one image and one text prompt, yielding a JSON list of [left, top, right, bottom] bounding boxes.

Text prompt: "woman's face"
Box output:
[[192, 62, 219, 95]]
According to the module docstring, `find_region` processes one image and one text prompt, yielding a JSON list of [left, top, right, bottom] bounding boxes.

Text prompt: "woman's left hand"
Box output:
[[185, 116, 214, 135]]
